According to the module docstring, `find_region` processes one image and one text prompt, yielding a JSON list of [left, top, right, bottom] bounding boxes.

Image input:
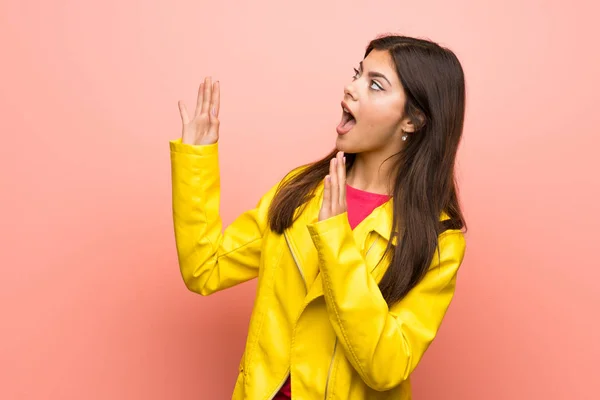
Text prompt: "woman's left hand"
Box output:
[[319, 151, 347, 222]]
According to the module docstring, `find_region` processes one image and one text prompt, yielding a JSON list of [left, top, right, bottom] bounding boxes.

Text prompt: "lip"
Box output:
[[341, 100, 355, 118]]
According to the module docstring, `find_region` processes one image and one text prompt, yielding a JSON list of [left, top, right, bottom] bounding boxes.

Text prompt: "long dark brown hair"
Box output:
[[267, 34, 467, 306]]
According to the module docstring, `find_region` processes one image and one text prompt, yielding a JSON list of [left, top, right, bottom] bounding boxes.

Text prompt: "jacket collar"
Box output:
[[310, 181, 396, 243], [335, 192, 451, 246], [359, 197, 395, 243], [309, 180, 450, 245]]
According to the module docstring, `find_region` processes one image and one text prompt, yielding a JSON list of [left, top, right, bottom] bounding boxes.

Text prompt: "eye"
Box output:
[[370, 81, 383, 91], [352, 68, 383, 91]]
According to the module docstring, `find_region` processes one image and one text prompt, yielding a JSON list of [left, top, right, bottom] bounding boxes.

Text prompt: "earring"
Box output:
[[402, 133, 408, 141]]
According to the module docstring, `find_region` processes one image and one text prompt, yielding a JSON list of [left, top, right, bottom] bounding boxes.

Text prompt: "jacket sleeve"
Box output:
[[170, 138, 279, 295], [306, 212, 466, 391]]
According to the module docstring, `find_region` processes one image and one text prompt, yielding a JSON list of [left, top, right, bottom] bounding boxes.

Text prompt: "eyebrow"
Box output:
[[359, 61, 392, 86]]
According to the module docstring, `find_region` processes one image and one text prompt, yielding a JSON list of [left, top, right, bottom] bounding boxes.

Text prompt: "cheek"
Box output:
[[365, 93, 403, 119], [362, 102, 402, 132]]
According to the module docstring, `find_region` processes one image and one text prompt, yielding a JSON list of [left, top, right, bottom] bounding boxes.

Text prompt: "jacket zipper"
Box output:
[[267, 368, 290, 400], [323, 338, 338, 399], [284, 231, 307, 290], [367, 236, 381, 272], [283, 230, 380, 399], [266, 232, 304, 400]]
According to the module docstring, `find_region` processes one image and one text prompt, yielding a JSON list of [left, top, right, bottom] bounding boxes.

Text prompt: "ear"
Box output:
[[400, 111, 425, 133], [400, 117, 416, 133]]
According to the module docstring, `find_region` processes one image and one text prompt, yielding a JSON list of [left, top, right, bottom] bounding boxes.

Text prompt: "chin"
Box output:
[[336, 134, 360, 153], [335, 135, 350, 151]]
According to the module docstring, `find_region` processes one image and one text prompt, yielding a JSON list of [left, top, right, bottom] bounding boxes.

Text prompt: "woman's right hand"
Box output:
[[178, 77, 220, 145]]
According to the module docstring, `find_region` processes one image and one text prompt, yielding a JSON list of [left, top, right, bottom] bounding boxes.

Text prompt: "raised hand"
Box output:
[[319, 151, 347, 222], [178, 77, 220, 145]]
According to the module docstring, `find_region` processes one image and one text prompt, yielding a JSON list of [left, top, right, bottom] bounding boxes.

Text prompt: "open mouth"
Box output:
[[337, 105, 356, 135]]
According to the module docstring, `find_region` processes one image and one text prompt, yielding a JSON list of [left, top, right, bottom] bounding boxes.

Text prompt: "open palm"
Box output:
[[178, 77, 220, 145]]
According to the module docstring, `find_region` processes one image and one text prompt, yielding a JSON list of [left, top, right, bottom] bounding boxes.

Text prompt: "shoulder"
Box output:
[[436, 228, 466, 266]]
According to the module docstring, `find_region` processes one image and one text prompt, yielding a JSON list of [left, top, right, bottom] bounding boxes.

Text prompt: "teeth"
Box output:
[[342, 104, 355, 119]]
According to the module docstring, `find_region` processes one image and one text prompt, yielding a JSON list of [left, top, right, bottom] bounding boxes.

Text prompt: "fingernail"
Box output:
[[333, 158, 337, 165], [211, 107, 216, 116], [343, 156, 346, 164]]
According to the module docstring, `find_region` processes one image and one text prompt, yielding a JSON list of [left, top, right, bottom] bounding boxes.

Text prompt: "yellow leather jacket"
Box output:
[[170, 138, 466, 399]]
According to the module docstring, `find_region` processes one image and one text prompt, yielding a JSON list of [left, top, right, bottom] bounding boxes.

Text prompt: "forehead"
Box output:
[[362, 50, 400, 84]]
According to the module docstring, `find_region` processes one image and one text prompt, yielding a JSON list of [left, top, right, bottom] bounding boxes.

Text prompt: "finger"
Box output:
[[201, 77, 212, 115], [322, 175, 331, 217], [208, 91, 220, 137], [194, 83, 204, 117], [178, 101, 190, 125], [211, 80, 220, 117], [330, 158, 339, 213], [338, 152, 346, 207]]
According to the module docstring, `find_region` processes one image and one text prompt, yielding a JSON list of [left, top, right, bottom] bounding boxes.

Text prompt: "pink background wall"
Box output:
[[1, 0, 598, 398]]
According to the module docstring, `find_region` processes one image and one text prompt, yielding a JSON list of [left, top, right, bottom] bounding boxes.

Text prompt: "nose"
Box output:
[[344, 82, 357, 100]]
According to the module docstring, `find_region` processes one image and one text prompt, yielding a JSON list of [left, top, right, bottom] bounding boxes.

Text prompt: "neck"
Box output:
[[346, 150, 397, 196]]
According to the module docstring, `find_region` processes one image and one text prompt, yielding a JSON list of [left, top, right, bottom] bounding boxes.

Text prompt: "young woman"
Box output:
[[170, 34, 467, 400]]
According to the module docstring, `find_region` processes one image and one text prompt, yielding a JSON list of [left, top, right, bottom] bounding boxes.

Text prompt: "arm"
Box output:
[[312, 151, 466, 390], [172, 78, 279, 295], [170, 138, 278, 295], [308, 215, 466, 391]]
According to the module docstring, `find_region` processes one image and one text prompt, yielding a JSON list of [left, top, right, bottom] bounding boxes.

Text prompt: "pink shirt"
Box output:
[[274, 184, 391, 399]]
